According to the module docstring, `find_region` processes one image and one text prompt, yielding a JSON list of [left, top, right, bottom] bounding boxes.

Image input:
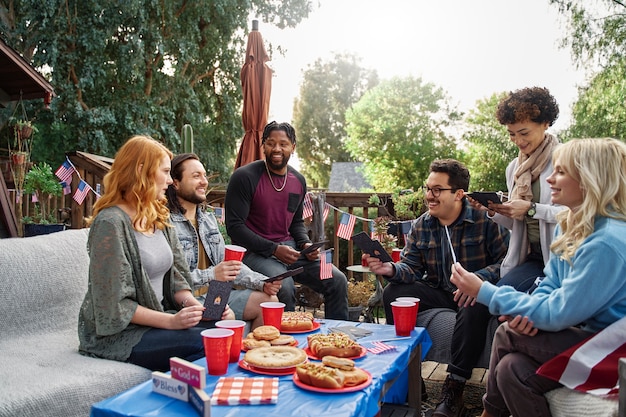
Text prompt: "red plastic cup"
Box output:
[[260, 301, 285, 330], [201, 328, 234, 375], [361, 253, 369, 267], [395, 297, 420, 329], [392, 248, 402, 263], [391, 301, 416, 336], [224, 244, 246, 261], [216, 319, 246, 363]]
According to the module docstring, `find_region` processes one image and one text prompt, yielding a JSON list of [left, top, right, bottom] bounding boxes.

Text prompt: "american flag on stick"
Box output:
[[336, 212, 356, 240], [320, 249, 333, 280], [323, 203, 330, 222]]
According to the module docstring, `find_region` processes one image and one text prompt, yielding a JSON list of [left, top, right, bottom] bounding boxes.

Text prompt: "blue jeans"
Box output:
[[128, 327, 205, 371], [243, 240, 348, 320]]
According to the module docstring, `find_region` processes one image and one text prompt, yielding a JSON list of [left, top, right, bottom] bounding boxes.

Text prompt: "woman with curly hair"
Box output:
[[451, 138, 626, 416], [488, 86, 567, 290], [78, 135, 232, 371]]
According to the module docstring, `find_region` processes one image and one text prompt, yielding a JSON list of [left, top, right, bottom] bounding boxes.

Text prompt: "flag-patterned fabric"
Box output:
[[323, 203, 330, 222], [302, 193, 313, 219], [336, 212, 355, 240], [320, 249, 333, 280], [73, 180, 90, 204], [61, 180, 72, 196], [55, 160, 74, 183], [210, 377, 278, 405], [536, 315, 626, 397]]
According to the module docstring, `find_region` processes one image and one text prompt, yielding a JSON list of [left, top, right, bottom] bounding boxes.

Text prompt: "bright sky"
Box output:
[[259, 0, 590, 135]]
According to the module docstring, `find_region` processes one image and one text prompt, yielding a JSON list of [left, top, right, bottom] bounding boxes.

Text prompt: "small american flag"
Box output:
[[369, 221, 376, 239], [55, 160, 74, 183], [73, 180, 90, 204], [61, 180, 72, 195], [302, 193, 313, 219], [336, 212, 355, 240], [323, 203, 330, 222], [213, 207, 225, 222], [320, 249, 333, 280]]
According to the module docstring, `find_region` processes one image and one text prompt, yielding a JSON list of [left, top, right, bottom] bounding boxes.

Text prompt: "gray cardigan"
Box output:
[[78, 207, 193, 361], [491, 157, 566, 277]]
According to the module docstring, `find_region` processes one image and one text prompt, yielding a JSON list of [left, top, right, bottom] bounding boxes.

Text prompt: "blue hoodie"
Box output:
[[477, 216, 626, 332]]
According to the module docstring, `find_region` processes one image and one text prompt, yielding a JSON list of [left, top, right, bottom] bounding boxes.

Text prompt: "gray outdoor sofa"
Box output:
[[0, 229, 152, 417]]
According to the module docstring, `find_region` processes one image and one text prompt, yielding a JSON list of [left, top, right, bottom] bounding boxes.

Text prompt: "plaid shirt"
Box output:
[[391, 200, 509, 292]]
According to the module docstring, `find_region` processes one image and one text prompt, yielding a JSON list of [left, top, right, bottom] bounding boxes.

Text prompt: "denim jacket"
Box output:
[[170, 207, 266, 300]]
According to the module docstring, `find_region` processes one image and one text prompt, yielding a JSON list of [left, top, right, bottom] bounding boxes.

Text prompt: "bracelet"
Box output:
[[181, 296, 193, 308]]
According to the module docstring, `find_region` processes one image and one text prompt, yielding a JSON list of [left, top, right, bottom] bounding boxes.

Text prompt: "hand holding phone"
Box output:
[[300, 240, 329, 257]]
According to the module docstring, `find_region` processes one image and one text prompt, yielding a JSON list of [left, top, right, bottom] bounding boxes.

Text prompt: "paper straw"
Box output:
[[444, 225, 457, 264]]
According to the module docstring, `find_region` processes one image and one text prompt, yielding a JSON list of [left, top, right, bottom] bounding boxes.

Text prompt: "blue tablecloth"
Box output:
[[91, 320, 431, 417]]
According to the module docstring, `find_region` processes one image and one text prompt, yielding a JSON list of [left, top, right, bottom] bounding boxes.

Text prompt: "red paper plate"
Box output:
[[292, 368, 372, 393], [241, 339, 299, 352], [238, 359, 304, 376], [304, 346, 367, 361], [281, 321, 321, 334]]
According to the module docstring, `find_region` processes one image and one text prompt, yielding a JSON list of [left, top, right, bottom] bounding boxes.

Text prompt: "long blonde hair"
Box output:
[[87, 135, 173, 231], [550, 138, 626, 262]]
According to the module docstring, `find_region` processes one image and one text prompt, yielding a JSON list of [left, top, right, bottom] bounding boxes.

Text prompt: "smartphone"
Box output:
[[351, 231, 394, 263], [261, 266, 304, 283], [299, 240, 329, 257], [467, 192, 505, 208]]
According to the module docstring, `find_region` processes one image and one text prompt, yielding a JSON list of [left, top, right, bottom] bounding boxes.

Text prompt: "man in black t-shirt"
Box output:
[[225, 121, 348, 320]]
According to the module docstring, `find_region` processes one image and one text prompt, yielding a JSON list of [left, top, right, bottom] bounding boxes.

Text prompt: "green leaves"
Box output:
[[345, 76, 459, 192]]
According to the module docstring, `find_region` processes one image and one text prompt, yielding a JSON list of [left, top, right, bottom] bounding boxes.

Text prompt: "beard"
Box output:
[[265, 153, 291, 172], [177, 187, 206, 205]]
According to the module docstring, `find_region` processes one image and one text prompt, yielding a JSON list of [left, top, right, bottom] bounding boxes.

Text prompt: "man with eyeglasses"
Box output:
[[366, 159, 509, 417]]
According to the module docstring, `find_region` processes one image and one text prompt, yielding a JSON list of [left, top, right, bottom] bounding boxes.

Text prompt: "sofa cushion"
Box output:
[[545, 387, 618, 417]]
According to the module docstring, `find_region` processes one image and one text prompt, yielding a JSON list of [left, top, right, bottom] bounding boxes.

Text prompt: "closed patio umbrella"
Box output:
[[235, 20, 272, 169]]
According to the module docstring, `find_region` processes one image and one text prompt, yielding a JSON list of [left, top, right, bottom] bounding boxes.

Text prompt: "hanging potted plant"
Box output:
[[22, 162, 65, 237]]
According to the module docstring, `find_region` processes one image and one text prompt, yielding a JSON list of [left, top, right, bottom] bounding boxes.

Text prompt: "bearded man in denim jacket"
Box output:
[[166, 153, 280, 330]]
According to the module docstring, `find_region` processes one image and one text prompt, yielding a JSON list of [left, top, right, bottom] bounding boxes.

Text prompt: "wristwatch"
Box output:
[[527, 202, 537, 217]]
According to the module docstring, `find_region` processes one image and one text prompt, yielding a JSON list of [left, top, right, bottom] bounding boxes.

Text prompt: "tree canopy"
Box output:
[[292, 52, 378, 188], [344, 76, 460, 192], [0, 0, 312, 179], [461, 92, 517, 192]]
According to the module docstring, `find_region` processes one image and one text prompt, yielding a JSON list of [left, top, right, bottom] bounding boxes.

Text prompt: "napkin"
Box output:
[[211, 377, 278, 406], [328, 326, 373, 340]]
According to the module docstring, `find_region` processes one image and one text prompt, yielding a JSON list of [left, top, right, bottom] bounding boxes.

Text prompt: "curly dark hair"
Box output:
[[429, 159, 470, 192], [496, 87, 559, 126], [262, 121, 297, 144]]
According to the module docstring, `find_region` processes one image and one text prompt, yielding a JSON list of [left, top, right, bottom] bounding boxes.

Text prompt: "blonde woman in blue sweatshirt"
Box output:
[[450, 138, 626, 417]]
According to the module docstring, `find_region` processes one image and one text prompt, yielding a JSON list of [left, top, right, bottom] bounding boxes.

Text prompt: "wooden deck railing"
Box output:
[[7, 180, 406, 276]]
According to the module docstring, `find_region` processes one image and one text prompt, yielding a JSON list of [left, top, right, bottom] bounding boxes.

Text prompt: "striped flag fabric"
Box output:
[[336, 212, 356, 240], [61, 180, 72, 196], [302, 193, 313, 219], [73, 180, 90, 204], [55, 160, 74, 183], [369, 221, 376, 239], [320, 249, 333, 280], [323, 203, 330, 222], [536, 315, 626, 396]]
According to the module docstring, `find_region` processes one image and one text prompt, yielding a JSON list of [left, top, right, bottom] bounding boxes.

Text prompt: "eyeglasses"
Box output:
[[421, 185, 456, 197]]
